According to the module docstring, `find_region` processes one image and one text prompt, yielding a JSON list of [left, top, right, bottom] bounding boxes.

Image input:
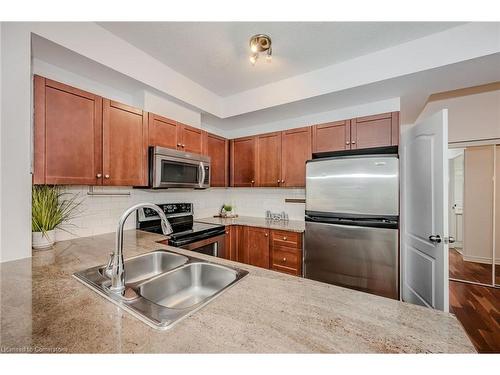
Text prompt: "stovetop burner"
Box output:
[[136, 203, 224, 246]]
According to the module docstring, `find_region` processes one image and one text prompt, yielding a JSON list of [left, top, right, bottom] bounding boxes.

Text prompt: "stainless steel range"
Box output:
[[137, 203, 225, 257]]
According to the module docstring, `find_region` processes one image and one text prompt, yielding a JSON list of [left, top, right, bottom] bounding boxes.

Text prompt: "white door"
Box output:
[[401, 110, 449, 312]]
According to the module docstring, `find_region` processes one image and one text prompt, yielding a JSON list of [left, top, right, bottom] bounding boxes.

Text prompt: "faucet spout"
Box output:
[[109, 203, 173, 293]]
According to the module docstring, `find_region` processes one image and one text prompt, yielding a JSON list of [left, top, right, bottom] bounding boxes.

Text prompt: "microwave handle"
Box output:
[[199, 162, 205, 188]]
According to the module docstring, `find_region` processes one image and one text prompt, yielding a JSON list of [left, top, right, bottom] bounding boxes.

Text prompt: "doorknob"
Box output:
[[429, 235, 442, 243], [445, 236, 456, 244]]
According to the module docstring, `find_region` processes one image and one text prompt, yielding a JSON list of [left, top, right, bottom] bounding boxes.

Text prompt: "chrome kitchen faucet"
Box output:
[[109, 203, 173, 295]]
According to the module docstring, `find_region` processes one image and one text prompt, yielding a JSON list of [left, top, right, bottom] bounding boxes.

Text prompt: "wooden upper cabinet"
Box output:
[[312, 120, 350, 154], [148, 113, 178, 149], [281, 126, 312, 187], [102, 100, 148, 186], [148, 115, 202, 153], [203, 131, 229, 187], [177, 123, 203, 154], [230, 136, 257, 187], [256, 131, 282, 187], [244, 226, 270, 269], [34, 76, 103, 185], [351, 112, 399, 149]]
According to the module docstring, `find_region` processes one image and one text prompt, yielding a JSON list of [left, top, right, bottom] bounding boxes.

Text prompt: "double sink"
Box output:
[[73, 250, 248, 329]]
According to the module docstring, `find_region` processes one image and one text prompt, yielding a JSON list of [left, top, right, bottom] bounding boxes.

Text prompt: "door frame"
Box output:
[[448, 141, 499, 288]]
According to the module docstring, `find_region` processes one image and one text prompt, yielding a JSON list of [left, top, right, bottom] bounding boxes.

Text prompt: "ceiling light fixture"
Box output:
[[249, 34, 272, 65]]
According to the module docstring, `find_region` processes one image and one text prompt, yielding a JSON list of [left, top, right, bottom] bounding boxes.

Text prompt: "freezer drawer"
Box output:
[[306, 155, 399, 216], [304, 221, 399, 299]]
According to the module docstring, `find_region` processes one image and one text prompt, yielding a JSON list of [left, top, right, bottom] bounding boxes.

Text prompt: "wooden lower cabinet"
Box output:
[[243, 226, 270, 268], [225, 225, 303, 276], [270, 229, 303, 276]]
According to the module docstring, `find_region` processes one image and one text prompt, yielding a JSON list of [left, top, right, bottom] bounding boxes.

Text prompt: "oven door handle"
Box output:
[[198, 162, 205, 188]]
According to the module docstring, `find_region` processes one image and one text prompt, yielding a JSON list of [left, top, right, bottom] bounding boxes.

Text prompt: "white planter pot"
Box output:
[[32, 230, 56, 250]]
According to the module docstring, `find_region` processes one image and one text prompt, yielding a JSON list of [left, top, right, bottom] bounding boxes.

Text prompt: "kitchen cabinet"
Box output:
[[351, 112, 399, 149], [270, 230, 303, 276], [178, 122, 203, 154], [148, 115, 202, 154], [312, 112, 399, 154], [281, 126, 312, 187], [202, 132, 229, 187], [311, 120, 350, 153], [256, 131, 282, 187], [226, 225, 303, 275], [242, 226, 270, 268], [33, 76, 103, 185], [224, 225, 240, 261], [230, 136, 257, 187], [148, 113, 178, 150], [102, 99, 149, 186]]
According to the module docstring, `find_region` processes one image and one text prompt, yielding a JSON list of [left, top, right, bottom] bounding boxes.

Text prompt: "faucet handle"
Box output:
[[104, 252, 114, 277]]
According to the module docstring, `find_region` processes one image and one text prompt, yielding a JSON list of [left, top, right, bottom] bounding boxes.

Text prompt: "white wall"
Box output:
[[56, 186, 305, 241], [0, 23, 32, 263], [417, 89, 500, 143], [141, 91, 201, 127]]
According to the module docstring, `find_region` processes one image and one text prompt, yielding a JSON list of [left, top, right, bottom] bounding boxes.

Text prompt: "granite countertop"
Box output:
[[196, 216, 305, 233], [0, 230, 474, 353]]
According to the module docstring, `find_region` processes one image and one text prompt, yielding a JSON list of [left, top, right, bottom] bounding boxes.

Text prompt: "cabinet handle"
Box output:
[[281, 180, 285, 184], [351, 141, 356, 144], [182, 144, 185, 148], [345, 141, 350, 145], [282, 257, 287, 262], [104, 174, 110, 179], [251, 180, 255, 184], [277, 179, 280, 183], [177, 143, 181, 147], [96, 173, 102, 178], [264, 233, 268, 237], [225, 231, 229, 234], [283, 236, 287, 241]]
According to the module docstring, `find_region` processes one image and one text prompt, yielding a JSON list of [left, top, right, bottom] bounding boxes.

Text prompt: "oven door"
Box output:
[[153, 154, 203, 188], [174, 234, 225, 258]]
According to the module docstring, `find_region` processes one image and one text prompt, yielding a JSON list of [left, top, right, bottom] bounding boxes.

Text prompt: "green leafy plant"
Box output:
[[32, 185, 82, 236], [223, 204, 233, 212]]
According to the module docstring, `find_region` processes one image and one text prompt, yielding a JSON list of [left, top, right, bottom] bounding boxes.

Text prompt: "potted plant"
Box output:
[[31, 185, 81, 250]]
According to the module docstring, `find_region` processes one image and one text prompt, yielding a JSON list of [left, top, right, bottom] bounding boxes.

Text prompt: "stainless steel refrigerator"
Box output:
[[304, 148, 399, 299]]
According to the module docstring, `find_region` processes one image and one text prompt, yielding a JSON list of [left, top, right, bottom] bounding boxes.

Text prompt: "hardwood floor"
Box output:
[[449, 280, 500, 353], [449, 248, 499, 285]]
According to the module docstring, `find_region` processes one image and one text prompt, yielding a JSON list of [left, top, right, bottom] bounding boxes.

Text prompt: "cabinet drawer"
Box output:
[[271, 246, 302, 276], [271, 230, 301, 248]]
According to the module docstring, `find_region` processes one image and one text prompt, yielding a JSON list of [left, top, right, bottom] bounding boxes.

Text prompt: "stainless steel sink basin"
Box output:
[[74, 249, 248, 330], [139, 263, 238, 309], [100, 250, 188, 284]]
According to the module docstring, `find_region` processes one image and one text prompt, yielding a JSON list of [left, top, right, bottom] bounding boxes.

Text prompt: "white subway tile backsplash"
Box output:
[[55, 186, 305, 241]]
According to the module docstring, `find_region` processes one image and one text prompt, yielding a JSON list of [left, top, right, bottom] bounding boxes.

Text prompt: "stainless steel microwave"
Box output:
[[148, 146, 210, 189]]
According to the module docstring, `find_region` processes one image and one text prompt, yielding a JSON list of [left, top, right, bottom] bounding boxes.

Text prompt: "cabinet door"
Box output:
[[148, 113, 178, 149], [34, 76, 103, 185], [311, 120, 350, 153], [203, 132, 229, 187], [102, 100, 148, 186], [281, 126, 312, 187], [244, 226, 270, 269], [224, 226, 239, 261], [178, 123, 203, 153], [256, 131, 282, 187], [230, 136, 257, 187], [351, 112, 399, 149]]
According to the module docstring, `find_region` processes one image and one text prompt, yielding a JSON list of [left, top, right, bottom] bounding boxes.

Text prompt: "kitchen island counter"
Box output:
[[0, 230, 474, 353]]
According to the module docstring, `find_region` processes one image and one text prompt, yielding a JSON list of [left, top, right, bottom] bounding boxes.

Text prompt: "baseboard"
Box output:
[[462, 254, 500, 265]]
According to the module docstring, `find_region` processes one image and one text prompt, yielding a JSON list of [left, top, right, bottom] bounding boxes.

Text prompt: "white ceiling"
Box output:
[[98, 22, 463, 97]]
